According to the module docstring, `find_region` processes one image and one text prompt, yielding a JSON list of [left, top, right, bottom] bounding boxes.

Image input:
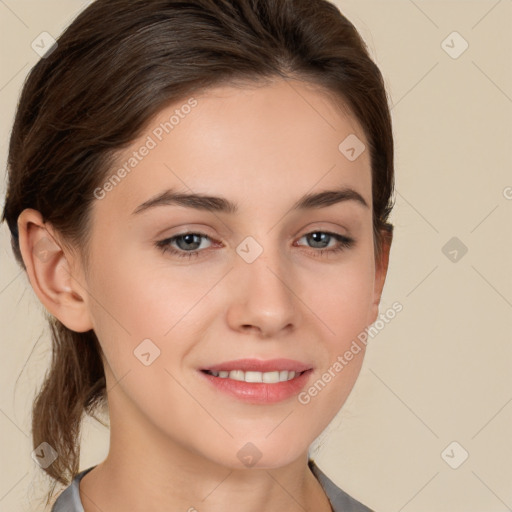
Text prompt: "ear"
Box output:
[[368, 227, 393, 325], [17, 208, 94, 333]]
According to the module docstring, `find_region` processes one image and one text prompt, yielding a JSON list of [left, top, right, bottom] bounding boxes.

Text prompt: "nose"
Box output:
[[225, 244, 299, 338]]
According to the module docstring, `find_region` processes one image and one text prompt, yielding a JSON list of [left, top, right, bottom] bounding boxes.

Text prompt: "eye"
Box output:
[[156, 232, 214, 259], [295, 231, 355, 257]]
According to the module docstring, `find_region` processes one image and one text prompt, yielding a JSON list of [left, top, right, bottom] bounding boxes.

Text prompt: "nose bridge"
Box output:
[[229, 233, 298, 335]]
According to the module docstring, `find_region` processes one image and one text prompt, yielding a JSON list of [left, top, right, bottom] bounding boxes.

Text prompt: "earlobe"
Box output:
[[17, 208, 94, 333]]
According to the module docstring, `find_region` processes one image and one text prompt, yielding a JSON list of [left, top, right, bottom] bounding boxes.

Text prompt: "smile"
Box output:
[[199, 359, 313, 404]]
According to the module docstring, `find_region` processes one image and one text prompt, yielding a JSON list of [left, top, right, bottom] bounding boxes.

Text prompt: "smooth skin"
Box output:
[[18, 77, 391, 512]]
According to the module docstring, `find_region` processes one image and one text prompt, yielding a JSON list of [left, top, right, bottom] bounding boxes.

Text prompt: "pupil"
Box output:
[[310, 232, 328, 248], [179, 234, 200, 250]]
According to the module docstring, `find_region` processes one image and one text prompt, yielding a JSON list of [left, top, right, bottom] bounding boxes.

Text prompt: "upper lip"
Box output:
[[202, 358, 312, 373]]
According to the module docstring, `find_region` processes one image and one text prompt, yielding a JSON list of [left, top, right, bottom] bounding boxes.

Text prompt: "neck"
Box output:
[[80, 449, 332, 512]]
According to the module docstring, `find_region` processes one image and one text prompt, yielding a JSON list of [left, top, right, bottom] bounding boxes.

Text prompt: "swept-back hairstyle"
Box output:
[[2, 0, 394, 506]]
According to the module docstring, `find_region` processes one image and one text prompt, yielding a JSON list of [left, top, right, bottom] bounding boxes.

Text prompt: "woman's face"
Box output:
[[73, 78, 388, 468]]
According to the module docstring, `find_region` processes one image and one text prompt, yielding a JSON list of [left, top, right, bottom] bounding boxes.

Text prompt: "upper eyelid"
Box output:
[[157, 217, 354, 240]]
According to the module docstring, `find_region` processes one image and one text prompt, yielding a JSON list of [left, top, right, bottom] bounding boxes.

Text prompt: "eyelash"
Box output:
[[155, 230, 355, 259]]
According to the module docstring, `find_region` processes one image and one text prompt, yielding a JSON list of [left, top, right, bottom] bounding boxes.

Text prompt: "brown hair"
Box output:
[[2, 0, 394, 506]]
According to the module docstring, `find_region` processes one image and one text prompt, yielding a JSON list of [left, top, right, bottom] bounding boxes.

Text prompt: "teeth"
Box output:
[[230, 370, 245, 381], [263, 371, 280, 383], [207, 370, 300, 383], [245, 371, 262, 383]]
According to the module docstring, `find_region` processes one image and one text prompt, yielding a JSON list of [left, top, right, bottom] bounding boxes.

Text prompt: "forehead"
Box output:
[[95, 78, 371, 217]]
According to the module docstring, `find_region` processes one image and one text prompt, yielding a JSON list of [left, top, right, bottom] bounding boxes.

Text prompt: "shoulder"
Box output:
[[51, 466, 96, 512], [308, 459, 375, 512]]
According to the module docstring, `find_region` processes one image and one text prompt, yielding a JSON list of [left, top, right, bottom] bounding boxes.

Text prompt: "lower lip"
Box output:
[[199, 370, 313, 404]]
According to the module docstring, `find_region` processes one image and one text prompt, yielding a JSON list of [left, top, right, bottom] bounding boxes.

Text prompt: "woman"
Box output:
[[2, 0, 394, 510]]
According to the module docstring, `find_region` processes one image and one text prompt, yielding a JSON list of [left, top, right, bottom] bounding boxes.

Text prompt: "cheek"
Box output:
[[303, 258, 375, 343], [84, 251, 211, 387], [298, 258, 374, 405], [87, 252, 197, 336]]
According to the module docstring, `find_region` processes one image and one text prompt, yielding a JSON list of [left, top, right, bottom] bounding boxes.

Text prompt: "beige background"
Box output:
[[1, 1, 511, 511]]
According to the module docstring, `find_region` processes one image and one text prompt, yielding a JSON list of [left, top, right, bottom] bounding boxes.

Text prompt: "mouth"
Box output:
[[199, 358, 313, 404]]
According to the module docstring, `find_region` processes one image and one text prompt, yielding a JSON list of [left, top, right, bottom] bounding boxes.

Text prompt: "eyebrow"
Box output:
[[132, 187, 369, 215]]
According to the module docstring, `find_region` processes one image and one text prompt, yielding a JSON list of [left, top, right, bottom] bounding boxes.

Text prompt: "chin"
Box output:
[[201, 433, 313, 471]]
